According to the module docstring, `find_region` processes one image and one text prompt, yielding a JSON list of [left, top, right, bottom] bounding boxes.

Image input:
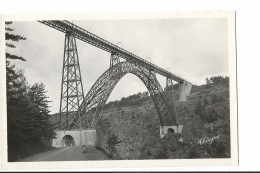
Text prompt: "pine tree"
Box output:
[[5, 21, 26, 77], [6, 22, 28, 152], [6, 22, 55, 161], [7, 70, 31, 156], [28, 83, 55, 142]]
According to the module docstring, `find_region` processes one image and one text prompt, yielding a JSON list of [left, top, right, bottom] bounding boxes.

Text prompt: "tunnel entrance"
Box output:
[[167, 128, 175, 134], [61, 135, 75, 147]]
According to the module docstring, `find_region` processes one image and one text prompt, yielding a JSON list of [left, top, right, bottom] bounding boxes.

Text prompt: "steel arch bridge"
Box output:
[[63, 60, 177, 130], [39, 20, 193, 146]]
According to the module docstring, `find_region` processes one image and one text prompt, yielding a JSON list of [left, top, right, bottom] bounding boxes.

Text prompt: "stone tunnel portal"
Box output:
[[61, 135, 75, 147]]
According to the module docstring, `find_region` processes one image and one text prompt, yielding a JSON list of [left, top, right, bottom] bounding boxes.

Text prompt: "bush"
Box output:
[[106, 133, 122, 158]]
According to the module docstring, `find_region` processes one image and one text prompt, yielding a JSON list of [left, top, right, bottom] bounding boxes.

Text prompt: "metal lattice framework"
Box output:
[[59, 32, 86, 130], [60, 58, 177, 129], [38, 20, 192, 130], [39, 20, 191, 85], [166, 77, 178, 120]]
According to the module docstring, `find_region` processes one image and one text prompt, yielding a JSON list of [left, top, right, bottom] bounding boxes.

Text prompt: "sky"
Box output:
[[7, 18, 229, 113]]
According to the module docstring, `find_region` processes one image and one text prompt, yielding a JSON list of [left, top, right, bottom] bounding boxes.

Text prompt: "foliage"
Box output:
[[106, 133, 122, 157], [6, 22, 55, 161], [205, 76, 229, 86]]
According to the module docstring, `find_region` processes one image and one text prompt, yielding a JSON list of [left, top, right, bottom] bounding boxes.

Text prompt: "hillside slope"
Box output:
[[96, 84, 230, 159]]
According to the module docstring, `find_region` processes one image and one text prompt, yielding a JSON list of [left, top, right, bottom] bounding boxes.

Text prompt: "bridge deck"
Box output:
[[39, 20, 191, 84]]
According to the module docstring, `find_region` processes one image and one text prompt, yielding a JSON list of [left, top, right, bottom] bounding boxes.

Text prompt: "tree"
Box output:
[[6, 22, 55, 161], [208, 76, 229, 86], [206, 78, 211, 85], [5, 21, 26, 80], [6, 22, 29, 157], [28, 83, 55, 142], [106, 133, 122, 157]]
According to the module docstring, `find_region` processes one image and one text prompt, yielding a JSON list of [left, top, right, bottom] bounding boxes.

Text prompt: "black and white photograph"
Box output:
[[0, 11, 237, 169]]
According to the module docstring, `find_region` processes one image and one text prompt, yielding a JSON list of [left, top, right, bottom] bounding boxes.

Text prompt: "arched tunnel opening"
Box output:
[[167, 128, 175, 134], [61, 135, 75, 147]]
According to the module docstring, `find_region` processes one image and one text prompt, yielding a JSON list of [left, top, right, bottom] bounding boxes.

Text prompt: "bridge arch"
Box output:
[[67, 61, 177, 129]]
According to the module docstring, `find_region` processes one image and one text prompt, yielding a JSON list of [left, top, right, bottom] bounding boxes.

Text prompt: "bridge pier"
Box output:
[[52, 129, 97, 147], [178, 81, 192, 101]]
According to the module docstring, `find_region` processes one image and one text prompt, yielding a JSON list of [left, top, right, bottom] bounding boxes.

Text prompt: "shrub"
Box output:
[[106, 133, 122, 157]]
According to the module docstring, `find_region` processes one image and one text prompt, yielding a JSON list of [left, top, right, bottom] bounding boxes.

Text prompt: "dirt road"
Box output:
[[18, 146, 108, 161]]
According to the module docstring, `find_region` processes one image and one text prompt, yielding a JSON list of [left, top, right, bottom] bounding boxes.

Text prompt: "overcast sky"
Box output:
[[7, 18, 228, 113]]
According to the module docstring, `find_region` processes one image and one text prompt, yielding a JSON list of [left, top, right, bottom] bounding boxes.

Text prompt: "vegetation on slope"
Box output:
[[96, 76, 230, 159]]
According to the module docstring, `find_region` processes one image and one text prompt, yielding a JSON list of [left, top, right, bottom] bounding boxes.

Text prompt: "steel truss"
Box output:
[[39, 20, 191, 85], [59, 32, 86, 130], [61, 56, 178, 129], [166, 77, 178, 120]]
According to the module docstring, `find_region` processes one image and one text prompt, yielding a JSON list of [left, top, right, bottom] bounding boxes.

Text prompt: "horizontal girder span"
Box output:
[[38, 20, 191, 84]]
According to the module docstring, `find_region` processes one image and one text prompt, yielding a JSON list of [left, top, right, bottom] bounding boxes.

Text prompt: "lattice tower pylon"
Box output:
[[59, 31, 86, 130], [166, 77, 177, 119]]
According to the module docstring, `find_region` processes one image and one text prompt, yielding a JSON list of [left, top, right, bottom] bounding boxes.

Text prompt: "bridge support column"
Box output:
[[178, 81, 192, 101], [52, 129, 97, 148], [81, 129, 97, 146], [160, 125, 183, 138]]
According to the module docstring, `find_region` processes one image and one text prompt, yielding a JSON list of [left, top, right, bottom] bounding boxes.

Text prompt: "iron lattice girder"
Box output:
[[59, 33, 86, 130], [110, 52, 122, 79], [67, 61, 177, 129], [166, 77, 178, 117], [39, 20, 191, 85]]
